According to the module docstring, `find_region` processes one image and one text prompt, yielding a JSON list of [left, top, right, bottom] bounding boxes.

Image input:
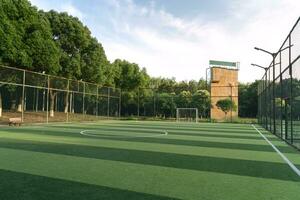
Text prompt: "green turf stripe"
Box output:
[[0, 148, 300, 200], [0, 139, 299, 182]]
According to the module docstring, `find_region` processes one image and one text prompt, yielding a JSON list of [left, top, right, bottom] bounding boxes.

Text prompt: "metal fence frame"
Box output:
[[258, 17, 300, 150], [0, 65, 121, 124]]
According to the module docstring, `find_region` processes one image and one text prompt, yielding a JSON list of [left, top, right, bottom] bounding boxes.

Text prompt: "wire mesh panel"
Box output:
[[84, 83, 98, 121], [138, 88, 155, 118], [108, 87, 121, 118], [68, 81, 85, 122], [121, 90, 138, 117], [292, 58, 300, 148], [291, 23, 300, 63], [176, 108, 198, 122], [0, 83, 23, 123], [257, 17, 300, 150], [156, 93, 176, 119], [0, 65, 121, 124], [274, 76, 282, 137]]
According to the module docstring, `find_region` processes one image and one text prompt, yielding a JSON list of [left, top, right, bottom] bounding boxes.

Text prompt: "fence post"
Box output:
[[107, 88, 110, 118], [137, 88, 140, 118], [230, 84, 233, 123], [273, 58, 276, 134], [289, 35, 293, 144], [66, 79, 69, 123], [119, 89, 121, 119], [96, 85, 99, 118], [280, 52, 283, 138], [83, 82, 85, 116], [46, 75, 49, 124], [153, 90, 156, 117], [21, 70, 25, 122]]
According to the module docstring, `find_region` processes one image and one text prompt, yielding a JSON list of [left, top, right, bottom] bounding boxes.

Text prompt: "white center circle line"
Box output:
[[80, 129, 168, 138]]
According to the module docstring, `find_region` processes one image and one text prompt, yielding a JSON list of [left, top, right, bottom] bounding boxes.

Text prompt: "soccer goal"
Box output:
[[176, 108, 198, 123]]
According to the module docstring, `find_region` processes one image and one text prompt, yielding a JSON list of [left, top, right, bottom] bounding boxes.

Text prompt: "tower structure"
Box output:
[[209, 60, 239, 121]]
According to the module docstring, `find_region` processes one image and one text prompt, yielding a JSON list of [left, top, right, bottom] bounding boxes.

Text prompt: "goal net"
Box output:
[[176, 108, 198, 123]]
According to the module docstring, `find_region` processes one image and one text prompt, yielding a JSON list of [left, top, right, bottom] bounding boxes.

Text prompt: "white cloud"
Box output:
[[29, 0, 300, 82], [30, 0, 84, 20], [61, 4, 84, 20], [101, 0, 300, 82]]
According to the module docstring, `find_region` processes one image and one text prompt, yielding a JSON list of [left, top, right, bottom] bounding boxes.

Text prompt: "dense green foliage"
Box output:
[[216, 98, 237, 117], [0, 0, 60, 72], [0, 0, 259, 118], [238, 81, 259, 118]]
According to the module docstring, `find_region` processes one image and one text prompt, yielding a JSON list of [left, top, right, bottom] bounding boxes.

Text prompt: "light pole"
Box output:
[[251, 63, 268, 71], [205, 67, 210, 90], [251, 63, 268, 128], [254, 45, 293, 133]]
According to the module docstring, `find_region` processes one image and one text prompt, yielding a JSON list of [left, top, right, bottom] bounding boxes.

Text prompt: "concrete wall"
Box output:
[[210, 67, 238, 121]]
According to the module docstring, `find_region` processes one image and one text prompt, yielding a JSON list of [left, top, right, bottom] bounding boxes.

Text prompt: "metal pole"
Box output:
[[83, 82, 85, 116], [46, 75, 49, 124], [206, 67, 210, 90], [107, 88, 110, 117], [280, 51, 283, 138], [21, 70, 25, 122], [119, 89, 121, 118], [230, 84, 233, 123], [66, 79, 69, 123], [137, 88, 140, 118], [273, 57, 276, 134], [42, 89, 45, 112], [153, 90, 156, 118], [96, 85, 99, 118], [265, 74, 268, 128], [171, 96, 174, 118], [289, 35, 293, 144], [36, 88, 39, 112]]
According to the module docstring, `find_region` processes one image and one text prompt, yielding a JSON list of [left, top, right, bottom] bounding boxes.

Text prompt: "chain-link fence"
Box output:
[[258, 17, 300, 150], [0, 65, 121, 124]]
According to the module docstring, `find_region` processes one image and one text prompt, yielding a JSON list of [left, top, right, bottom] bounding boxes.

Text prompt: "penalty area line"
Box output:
[[252, 124, 300, 177]]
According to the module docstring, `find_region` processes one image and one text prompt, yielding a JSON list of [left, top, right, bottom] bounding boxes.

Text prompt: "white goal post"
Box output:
[[176, 108, 198, 123]]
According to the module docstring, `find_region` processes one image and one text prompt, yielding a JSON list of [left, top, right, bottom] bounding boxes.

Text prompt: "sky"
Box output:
[[29, 0, 300, 83]]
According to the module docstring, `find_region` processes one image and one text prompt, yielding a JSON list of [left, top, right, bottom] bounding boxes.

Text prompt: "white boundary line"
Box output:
[[252, 124, 300, 177], [80, 129, 168, 138]]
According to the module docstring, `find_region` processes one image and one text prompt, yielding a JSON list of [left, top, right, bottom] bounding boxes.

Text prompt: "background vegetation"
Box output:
[[0, 0, 258, 118]]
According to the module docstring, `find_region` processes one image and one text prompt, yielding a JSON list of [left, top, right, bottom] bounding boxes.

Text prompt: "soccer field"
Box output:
[[0, 121, 300, 200]]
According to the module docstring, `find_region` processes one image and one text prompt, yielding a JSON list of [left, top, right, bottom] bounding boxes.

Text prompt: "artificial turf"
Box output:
[[0, 121, 300, 200]]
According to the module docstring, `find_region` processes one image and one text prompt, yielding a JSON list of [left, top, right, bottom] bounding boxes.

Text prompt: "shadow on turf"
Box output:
[[9, 127, 295, 154], [49, 125, 272, 141], [50, 124, 259, 134], [0, 169, 177, 200], [0, 139, 299, 182]]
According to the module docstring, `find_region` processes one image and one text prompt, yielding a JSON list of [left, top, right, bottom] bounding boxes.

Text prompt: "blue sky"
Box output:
[[30, 0, 300, 82]]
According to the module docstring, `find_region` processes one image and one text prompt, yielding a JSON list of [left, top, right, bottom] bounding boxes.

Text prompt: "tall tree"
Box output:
[[238, 81, 258, 118], [80, 37, 110, 84], [0, 0, 60, 113], [112, 59, 149, 91], [45, 10, 110, 116], [191, 90, 210, 118]]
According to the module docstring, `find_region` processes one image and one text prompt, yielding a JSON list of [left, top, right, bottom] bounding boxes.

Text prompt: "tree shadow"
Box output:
[[0, 138, 299, 182], [7, 127, 295, 154], [0, 169, 178, 200]]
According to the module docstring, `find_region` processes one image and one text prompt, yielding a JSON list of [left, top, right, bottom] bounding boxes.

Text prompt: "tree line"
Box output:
[[0, 0, 258, 118]]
